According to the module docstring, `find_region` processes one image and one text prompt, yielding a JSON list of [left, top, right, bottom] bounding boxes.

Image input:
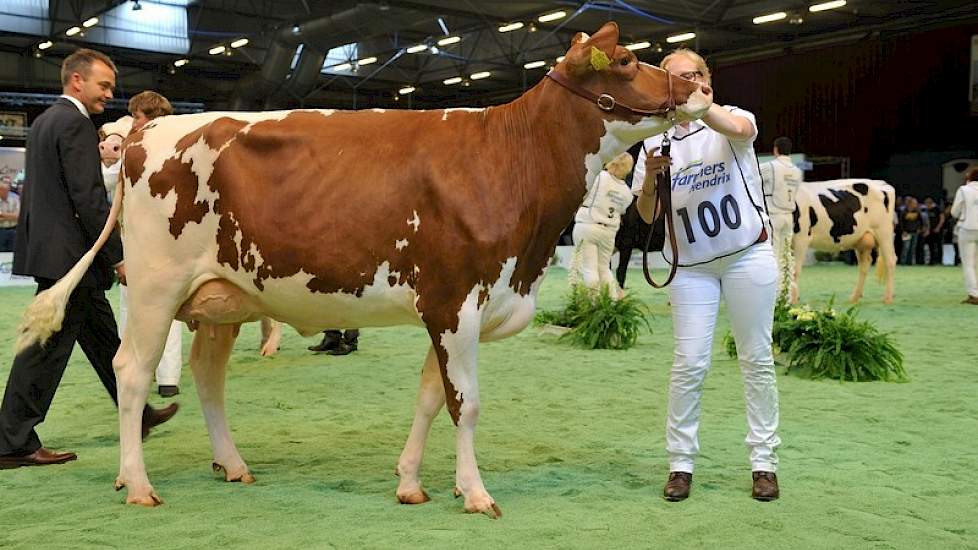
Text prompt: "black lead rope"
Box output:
[[641, 134, 680, 288]]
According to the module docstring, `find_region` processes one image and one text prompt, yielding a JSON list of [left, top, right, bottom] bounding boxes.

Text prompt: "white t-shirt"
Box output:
[[575, 170, 633, 230], [951, 181, 978, 231], [633, 106, 767, 266], [759, 155, 802, 214]]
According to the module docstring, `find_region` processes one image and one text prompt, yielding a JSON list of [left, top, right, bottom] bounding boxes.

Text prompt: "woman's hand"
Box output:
[[643, 147, 671, 192]]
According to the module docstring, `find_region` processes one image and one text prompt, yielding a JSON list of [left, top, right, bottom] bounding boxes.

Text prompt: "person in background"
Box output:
[[759, 136, 802, 290], [633, 48, 780, 502], [0, 49, 176, 469], [923, 196, 944, 265], [568, 151, 635, 298], [899, 196, 924, 265], [0, 177, 19, 252], [951, 167, 978, 304]]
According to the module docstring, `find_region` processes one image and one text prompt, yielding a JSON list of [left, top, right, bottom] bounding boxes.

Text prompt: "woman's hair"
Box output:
[[605, 152, 634, 177], [965, 166, 978, 183], [659, 48, 711, 83]]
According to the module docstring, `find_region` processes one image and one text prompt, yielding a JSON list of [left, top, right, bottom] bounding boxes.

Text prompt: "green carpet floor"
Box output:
[[0, 263, 975, 549]]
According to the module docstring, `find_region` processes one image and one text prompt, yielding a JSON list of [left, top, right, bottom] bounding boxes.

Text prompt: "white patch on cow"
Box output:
[[396, 239, 409, 250], [407, 211, 420, 232], [441, 108, 486, 121], [583, 117, 675, 192], [438, 257, 543, 402]]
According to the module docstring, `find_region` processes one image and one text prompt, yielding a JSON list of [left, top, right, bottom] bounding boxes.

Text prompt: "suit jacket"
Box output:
[[13, 98, 123, 289]]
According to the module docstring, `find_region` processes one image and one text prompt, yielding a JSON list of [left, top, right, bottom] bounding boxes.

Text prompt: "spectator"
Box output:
[[0, 177, 18, 252], [899, 197, 924, 265], [923, 197, 944, 265]]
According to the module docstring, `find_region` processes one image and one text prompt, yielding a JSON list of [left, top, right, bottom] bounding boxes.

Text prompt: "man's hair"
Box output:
[[61, 48, 116, 87], [128, 90, 173, 119], [773, 136, 793, 155], [966, 166, 978, 183]]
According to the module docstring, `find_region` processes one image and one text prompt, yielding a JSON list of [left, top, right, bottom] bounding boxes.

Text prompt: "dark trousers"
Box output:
[[0, 227, 15, 252], [926, 232, 943, 265], [0, 279, 121, 455]]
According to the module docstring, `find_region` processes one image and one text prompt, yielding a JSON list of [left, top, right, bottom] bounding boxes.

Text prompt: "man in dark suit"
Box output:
[[0, 48, 177, 469]]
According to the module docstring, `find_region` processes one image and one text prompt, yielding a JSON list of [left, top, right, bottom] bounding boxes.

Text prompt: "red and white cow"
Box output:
[[16, 23, 710, 516], [791, 179, 897, 304]]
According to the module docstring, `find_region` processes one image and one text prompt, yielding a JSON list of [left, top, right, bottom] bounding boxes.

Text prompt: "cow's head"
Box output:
[[552, 22, 711, 150]]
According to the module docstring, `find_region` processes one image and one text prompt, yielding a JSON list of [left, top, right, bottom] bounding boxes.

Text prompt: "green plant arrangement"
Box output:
[[725, 299, 907, 382], [535, 285, 652, 350]]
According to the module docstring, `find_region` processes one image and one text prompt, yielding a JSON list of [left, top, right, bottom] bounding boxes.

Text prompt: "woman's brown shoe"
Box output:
[[752, 471, 780, 501], [663, 471, 692, 501]]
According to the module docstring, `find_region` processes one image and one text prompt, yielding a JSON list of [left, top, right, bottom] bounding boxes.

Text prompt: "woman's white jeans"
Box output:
[[959, 228, 978, 297], [569, 222, 622, 297], [666, 242, 781, 473], [118, 285, 183, 386]]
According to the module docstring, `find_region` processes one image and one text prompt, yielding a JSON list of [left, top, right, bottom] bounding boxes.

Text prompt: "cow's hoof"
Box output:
[[127, 492, 163, 507], [396, 488, 431, 504], [213, 462, 256, 484], [456, 487, 502, 518], [114, 478, 125, 491], [259, 341, 279, 357]]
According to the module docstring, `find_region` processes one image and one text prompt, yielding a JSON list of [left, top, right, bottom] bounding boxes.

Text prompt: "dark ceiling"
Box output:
[[1, 0, 977, 111]]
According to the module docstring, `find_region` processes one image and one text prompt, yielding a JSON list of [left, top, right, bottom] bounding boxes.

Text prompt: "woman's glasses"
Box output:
[[678, 70, 704, 80]]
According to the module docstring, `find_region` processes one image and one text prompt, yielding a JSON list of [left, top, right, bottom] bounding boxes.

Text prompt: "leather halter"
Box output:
[[545, 68, 676, 119]]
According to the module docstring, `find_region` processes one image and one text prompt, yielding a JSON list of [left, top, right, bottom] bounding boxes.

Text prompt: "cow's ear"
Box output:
[[563, 23, 619, 75]]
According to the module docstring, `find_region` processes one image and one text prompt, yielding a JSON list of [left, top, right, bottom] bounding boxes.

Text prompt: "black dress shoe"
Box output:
[[663, 471, 692, 501], [308, 331, 342, 352], [752, 471, 780, 501], [141, 403, 179, 439], [0, 448, 77, 469], [326, 341, 357, 356], [158, 385, 180, 398]]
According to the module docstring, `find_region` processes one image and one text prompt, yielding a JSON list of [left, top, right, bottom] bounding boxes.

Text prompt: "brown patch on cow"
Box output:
[[122, 132, 147, 187], [147, 117, 249, 239]]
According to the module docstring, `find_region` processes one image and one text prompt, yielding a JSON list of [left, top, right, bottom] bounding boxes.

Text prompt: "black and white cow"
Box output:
[[792, 179, 897, 304]]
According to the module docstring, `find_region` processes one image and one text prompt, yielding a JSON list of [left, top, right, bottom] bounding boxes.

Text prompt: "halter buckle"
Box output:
[[596, 94, 616, 111]]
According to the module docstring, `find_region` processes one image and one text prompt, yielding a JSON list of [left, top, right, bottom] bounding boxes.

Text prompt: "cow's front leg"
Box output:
[[395, 346, 445, 504], [190, 323, 253, 483], [430, 311, 500, 518]]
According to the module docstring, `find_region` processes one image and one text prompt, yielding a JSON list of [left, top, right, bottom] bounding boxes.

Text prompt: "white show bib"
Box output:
[[641, 108, 766, 266]]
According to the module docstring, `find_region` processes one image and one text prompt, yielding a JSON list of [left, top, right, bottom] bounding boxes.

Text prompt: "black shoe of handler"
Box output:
[[308, 331, 342, 353], [326, 340, 358, 356]]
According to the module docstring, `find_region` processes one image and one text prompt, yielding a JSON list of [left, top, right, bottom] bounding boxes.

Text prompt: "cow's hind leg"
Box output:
[[395, 346, 445, 504], [259, 317, 281, 357], [190, 323, 254, 483], [113, 307, 175, 506]]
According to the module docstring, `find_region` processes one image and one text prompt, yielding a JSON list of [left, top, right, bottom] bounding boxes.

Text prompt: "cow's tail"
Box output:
[[15, 178, 124, 355]]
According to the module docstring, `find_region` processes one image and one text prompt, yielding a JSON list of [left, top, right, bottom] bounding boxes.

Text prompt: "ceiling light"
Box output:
[[437, 36, 460, 46], [174, 58, 189, 67], [66, 26, 81, 37], [470, 71, 490, 80], [406, 44, 427, 53], [625, 41, 651, 51], [655, 43, 664, 52], [523, 60, 546, 69], [83, 17, 99, 28], [809, 0, 846, 12], [230, 38, 249, 48], [38, 40, 53, 50], [538, 11, 567, 23], [399, 86, 416, 95], [208, 45, 226, 55], [498, 22, 524, 33], [556, 55, 566, 63], [357, 56, 377, 66], [789, 13, 805, 24], [753, 12, 787, 24], [333, 62, 352, 71], [429, 46, 439, 54], [666, 32, 696, 43], [443, 76, 462, 85]]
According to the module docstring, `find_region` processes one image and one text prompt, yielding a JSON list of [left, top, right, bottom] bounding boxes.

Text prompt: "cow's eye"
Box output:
[[619, 58, 629, 66]]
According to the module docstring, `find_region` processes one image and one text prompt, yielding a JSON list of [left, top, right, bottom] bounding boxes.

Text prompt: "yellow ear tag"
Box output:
[[590, 47, 612, 71]]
